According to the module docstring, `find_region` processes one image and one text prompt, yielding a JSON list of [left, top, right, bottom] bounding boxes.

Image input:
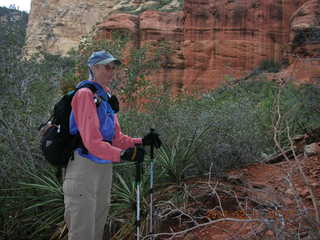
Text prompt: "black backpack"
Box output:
[[39, 84, 97, 171]]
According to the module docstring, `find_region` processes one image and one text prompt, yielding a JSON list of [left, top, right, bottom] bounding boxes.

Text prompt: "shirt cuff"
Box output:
[[133, 138, 142, 145]]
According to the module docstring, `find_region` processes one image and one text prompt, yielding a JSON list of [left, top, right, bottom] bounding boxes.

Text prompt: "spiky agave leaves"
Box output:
[[110, 168, 150, 239], [2, 168, 65, 239], [21, 169, 64, 237], [157, 125, 212, 186]]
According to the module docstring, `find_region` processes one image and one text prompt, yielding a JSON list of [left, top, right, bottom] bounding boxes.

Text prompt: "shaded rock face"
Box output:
[[98, 0, 320, 91], [25, 0, 117, 55], [286, 0, 320, 83]]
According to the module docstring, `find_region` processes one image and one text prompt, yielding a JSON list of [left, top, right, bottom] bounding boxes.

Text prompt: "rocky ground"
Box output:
[[155, 145, 320, 240]]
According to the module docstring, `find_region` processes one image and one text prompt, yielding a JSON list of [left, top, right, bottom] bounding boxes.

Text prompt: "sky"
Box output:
[[0, 0, 31, 12]]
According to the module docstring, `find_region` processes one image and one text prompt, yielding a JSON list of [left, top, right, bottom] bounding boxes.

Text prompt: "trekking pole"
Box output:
[[149, 128, 155, 240], [136, 151, 143, 240]]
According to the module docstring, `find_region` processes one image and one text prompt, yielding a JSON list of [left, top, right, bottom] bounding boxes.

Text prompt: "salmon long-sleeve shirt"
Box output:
[[71, 87, 142, 163]]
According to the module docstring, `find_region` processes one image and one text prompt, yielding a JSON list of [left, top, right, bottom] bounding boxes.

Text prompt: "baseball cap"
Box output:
[[87, 50, 121, 66]]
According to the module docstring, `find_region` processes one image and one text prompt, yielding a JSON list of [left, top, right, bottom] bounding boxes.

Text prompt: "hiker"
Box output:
[[63, 50, 161, 240]]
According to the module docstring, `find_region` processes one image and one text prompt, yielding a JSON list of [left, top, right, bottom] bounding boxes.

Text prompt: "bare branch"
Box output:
[[142, 218, 260, 240]]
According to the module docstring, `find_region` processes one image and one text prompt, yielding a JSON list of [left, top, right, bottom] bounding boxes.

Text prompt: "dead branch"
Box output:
[[271, 72, 320, 236], [208, 163, 225, 217], [142, 218, 260, 240], [157, 201, 199, 226], [286, 125, 320, 223]]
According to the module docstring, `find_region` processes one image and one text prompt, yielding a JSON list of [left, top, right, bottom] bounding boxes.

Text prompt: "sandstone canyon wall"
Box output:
[[26, 0, 320, 91], [25, 0, 115, 55], [25, 0, 181, 55]]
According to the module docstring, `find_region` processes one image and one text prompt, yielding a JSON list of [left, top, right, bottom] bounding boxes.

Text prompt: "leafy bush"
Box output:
[[0, 7, 79, 239], [117, 79, 320, 178], [258, 59, 282, 73]]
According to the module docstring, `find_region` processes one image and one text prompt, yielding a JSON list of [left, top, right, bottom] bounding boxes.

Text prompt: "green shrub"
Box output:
[[117, 79, 320, 178], [258, 59, 282, 73], [0, 7, 80, 239]]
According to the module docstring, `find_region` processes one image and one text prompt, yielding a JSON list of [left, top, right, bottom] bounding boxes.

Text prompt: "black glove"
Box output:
[[108, 95, 119, 113], [142, 131, 162, 148], [121, 146, 145, 162]]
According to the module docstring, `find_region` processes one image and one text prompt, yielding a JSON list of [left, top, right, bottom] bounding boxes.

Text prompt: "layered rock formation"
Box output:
[[97, 0, 320, 90], [26, 0, 320, 90], [25, 0, 116, 55], [25, 0, 182, 56]]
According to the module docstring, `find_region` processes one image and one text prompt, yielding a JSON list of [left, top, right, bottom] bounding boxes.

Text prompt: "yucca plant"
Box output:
[[1, 168, 64, 239], [110, 166, 150, 239], [22, 170, 64, 238], [157, 125, 212, 186]]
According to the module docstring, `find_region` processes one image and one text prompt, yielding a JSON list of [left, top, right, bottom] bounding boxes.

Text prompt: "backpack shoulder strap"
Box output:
[[73, 83, 103, 106], [76, 83, 97, 94]]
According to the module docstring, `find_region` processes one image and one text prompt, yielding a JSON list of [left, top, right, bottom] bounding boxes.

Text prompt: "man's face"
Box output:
[[93, 63, 118, 86]]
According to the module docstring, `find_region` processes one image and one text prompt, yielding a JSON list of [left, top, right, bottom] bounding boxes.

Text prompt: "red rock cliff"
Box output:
[[98, 0, 320, 91]]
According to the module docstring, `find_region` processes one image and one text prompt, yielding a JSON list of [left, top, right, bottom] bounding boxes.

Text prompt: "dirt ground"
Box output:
[[158, 153, 320, 240]]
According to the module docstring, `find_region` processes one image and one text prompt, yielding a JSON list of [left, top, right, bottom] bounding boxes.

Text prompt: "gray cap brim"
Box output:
[[96, 58, 121, 65]]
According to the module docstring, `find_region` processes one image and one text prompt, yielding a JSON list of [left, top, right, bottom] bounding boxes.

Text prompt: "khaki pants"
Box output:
[[63, 152, 113, 240]]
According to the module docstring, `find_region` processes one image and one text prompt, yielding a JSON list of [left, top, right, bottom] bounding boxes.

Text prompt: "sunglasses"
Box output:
[[104, 64, 118, 70]]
